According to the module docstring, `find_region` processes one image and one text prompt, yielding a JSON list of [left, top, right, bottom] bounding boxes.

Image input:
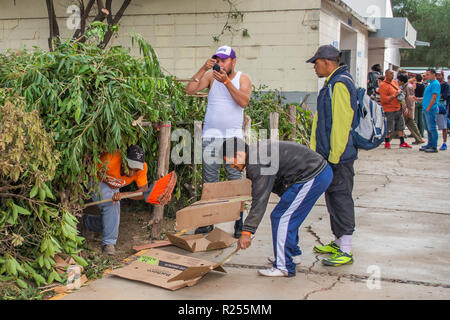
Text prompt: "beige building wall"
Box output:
[[0, 0, 322, 104], [319, 0, 369, 89]]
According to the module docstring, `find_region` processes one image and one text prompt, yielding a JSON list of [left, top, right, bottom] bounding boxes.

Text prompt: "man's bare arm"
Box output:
[[426, 93, 438, 112], [185, 59, 215, 95]]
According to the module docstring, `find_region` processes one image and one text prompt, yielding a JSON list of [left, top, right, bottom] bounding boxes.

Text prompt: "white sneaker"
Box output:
[[258, 267, 289, 277], [267, 255, 301, 265]]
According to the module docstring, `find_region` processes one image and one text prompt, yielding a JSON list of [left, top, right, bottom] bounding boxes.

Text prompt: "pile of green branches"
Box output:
[[0, 27, 194, 289], [246, 85, 313, 144], [0, 24, 312, 291]]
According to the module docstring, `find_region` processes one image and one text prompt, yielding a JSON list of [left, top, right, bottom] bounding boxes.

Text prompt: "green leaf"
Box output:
[[41, 182, 55, 200], [30, 185, 39, 198], [47, 271, 55, 284], [52, 269, 63, 283], [6, 257, 17, 277], [16, 278, 28, 289], [33, 273, 47, 286], [78, 65, 90, 74], [13, 204, 31, 216], [75, 106, 81, 123], [39, 187, 46, 201], [37, 255, 44, 268], [71, 254, 88, 267]]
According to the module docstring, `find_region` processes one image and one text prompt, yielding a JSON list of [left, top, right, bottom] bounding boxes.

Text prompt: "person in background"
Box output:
[[397, 74, 424, 145], [367, 64, 382, 97], [447, 75, 450, 131], [414, 74, 426, 138], [378, 69, 412, 149], [436, 73, 449, 150], [420, 69, 441, 153], [370, 75, 384, 104]]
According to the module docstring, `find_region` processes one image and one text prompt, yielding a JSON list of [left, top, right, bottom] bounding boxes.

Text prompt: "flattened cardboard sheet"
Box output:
[[200, 178, 252, 200], [175, 179, 252, 230], [110, 249, 226, 291], [166, 227, 237, 252]]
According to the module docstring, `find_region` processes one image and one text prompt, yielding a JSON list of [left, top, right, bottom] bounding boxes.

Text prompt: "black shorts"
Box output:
[[385, 110, 405, 134]]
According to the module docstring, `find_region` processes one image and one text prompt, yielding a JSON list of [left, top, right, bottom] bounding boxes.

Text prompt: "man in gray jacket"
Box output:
[[221, 138, 333, 277]]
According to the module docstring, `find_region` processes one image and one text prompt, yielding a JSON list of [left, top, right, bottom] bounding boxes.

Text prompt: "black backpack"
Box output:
[[367, 71, 380, 96]]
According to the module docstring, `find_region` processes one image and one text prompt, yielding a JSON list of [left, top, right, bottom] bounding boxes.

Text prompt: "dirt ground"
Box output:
[[80, 200, 176, 261]]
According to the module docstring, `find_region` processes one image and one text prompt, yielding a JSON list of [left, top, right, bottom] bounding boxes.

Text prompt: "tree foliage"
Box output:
[[0, 24, 312, 292], [392, 0, 450, 67]]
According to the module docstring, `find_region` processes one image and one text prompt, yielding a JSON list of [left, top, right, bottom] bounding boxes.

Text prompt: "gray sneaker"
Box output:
[[102, 244, 115, 256]]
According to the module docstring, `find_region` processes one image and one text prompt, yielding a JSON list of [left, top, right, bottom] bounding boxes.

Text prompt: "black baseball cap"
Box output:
[[126, 145, 145, 170], [306, 45, 341, 63]]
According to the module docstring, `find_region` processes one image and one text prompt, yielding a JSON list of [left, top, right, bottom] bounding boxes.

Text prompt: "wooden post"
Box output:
[[149, 121, 171, 237], [244, 115, 251, 145], [269, 112, 279, 140], [288, 105, 297, 141], [193, 121, 203, 199]]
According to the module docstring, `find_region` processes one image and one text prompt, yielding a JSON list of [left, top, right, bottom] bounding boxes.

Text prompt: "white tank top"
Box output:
[[202, 71, 244, 138]]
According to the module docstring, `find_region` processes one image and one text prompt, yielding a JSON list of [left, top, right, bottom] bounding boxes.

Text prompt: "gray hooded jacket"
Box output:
[[243, 140, 327, 234]]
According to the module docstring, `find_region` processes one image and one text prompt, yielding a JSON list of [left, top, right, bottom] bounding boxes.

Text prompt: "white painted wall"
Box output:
[[342, 0, 401, 71], [319, 0, 369, 89]]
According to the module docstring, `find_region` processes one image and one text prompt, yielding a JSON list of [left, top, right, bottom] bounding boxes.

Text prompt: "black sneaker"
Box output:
[[424, 147, 438, 153], [194, 225, 214, 234], [233, 212, 243, 239], [419, 145, 431, 151]]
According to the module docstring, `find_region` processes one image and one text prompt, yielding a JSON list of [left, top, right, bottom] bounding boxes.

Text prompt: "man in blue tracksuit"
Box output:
[[221, 138, 333, 277]]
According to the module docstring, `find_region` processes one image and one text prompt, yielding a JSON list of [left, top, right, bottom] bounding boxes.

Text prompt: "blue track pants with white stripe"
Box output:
[[271, 164, 333, 276]]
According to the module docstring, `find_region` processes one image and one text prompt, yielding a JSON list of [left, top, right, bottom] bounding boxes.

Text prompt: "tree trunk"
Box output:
[[45, 0, 60, 51], [149, 122, 171, 238], [99, 0, 132, 48]]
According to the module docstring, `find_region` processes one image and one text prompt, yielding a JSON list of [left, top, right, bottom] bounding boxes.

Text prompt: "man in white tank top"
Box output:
[[185, 45, 252, 236]]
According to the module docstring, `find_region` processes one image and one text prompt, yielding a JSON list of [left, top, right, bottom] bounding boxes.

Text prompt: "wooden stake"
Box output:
[[269, 112, 279, 140], [288, 105, 297, 141], [149, 121, 171, 237]]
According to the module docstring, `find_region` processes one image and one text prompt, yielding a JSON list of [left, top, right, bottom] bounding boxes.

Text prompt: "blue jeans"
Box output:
[[202, 137, 242, 183], [201, 137, 243, 230], [423, 108, 438, 148], [84, 182, 121, 246], [270, 164, 333, 275]]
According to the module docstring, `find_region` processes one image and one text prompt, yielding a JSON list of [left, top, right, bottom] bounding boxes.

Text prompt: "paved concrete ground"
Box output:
[[62, 136, 450, 300]]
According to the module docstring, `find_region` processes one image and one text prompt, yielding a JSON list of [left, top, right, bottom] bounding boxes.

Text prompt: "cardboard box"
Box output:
[[175, 179, 252, 230], [166, 227, 237, 252], [110, 249, 227, 291]]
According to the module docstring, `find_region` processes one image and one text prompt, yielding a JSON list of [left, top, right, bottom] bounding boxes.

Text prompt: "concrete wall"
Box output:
[[0, 0, 323, 106], [319, 0, 369, 89], [340, 0, 402, 71]]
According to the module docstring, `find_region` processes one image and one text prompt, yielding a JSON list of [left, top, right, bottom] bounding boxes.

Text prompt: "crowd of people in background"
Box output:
[[368, 65, 450, 152]]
